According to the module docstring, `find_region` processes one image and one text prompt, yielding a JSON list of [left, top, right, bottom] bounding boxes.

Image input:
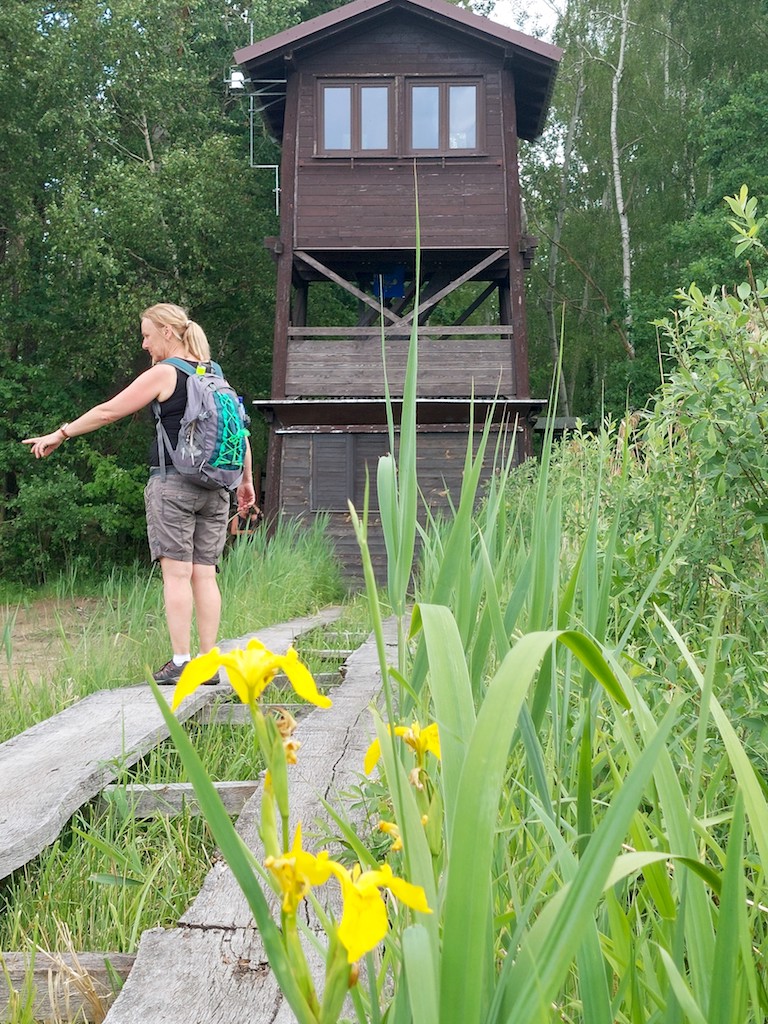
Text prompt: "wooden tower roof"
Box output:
[[234, 0, 561, 143]]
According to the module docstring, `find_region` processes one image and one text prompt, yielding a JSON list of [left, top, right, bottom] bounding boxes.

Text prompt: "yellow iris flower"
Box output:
[[171, 639, 332, 711], [364, 720, 441, 775], [333, 862, 432, 964], [377, 820, 403, 851], [264, 824, 432, 963], [264, 823, 336, 914]]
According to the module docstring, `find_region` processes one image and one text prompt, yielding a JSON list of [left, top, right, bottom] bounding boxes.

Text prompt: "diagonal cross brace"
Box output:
[[391, 248, 507, 327], [294, 250, 402, 324]]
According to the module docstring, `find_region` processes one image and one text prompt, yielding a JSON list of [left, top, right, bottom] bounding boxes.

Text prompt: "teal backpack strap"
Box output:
[[152, 359, 194, 480], [161, 356, 223, 377], [161, 356, 195, 375]]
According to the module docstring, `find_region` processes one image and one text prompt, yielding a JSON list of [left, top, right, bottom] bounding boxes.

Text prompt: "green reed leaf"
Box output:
[[149, 677, 316, 1024]]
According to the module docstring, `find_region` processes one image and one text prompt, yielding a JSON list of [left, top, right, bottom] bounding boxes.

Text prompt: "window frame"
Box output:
[[405, 78, 483, 155], [317, 78, 395, 156], [315, 75, 485, 158]]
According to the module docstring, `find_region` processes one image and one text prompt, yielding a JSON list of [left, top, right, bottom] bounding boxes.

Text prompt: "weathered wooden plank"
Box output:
[[103, 623, 397, 1023], [0, 609, 342, 880], [0, 686, 213, 882], [101, 928, 290, 1024], [0, 951, 134, 1023], [196, 702, 314, 726], [285, 338, 513, 398], [98, 781, 260, 818], [217, 608, 342, 657]]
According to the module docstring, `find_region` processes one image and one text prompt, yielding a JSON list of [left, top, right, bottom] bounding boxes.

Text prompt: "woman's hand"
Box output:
[[23, 429, 67, 459], [236, 480, 257, 513]]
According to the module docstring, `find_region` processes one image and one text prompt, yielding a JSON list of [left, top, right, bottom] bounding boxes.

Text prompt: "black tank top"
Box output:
[[148, 360, 198, 467]]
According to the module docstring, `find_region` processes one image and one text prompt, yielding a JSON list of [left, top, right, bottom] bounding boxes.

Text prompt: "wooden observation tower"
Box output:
[[234, 0, 561, 572]]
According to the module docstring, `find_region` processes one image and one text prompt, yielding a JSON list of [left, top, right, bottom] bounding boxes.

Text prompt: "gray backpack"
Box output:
[[152, 358, 249, 491]]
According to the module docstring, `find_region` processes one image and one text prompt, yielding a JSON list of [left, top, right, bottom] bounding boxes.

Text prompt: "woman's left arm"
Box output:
[[23, 364, 175, 459], [236, 439, 257, 513]]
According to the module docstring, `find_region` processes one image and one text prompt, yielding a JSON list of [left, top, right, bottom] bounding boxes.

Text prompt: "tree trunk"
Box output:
[[544, 67, 585, 417], [610, 0, 636, 359]]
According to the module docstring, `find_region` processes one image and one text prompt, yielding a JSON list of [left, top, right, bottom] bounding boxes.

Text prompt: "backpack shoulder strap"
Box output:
[[160, 356, 196, 376], [152, 358, 197, 478], [161, 357, 224, 378]]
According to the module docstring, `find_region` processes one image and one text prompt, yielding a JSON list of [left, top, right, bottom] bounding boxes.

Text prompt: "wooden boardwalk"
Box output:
[[103, 620, 394, 1023], [0, 609, 341, 882], [0, 608, 392, 1023]]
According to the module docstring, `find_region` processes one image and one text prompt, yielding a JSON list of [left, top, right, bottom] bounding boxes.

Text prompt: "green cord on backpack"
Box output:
[[152, 358, 249, 491]]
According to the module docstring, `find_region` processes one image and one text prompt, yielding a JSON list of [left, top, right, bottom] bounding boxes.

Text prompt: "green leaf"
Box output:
[[148, 677, 316, 1024], [708, 792, 746, 1024], [658, 947, 709, 1024], [493, 700, 679, 1023], [403, 924, 439, 1024], [418, 603, 476, 838], [89, 873, 143, 888], [437, 628, 629, 1024]]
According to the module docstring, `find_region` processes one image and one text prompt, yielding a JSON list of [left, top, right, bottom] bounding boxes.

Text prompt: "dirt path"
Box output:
[[0, 598, 101, 685]]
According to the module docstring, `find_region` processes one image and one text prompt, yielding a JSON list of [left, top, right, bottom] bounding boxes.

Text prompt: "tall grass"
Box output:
[[0, 516, 345, 745], [0, 801, 214, 953], [343, 309, 768, 1022], [0, 515, 352, 962]]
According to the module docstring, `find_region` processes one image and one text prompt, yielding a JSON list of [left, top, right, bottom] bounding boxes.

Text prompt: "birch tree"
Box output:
[[607, 0, 634, 358]]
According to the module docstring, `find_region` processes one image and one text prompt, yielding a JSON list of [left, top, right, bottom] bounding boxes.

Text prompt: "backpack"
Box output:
[[152, 358, 249, 491]]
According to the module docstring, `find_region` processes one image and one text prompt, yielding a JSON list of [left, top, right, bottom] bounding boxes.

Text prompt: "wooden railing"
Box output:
[[285, 325, 516, 398]]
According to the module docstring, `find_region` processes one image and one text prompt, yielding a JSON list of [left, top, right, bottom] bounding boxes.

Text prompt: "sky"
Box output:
[[489, 0, 560, 41]]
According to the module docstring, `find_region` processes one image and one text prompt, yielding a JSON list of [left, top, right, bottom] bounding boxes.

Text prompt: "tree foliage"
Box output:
[[0, 0, 311, 580], [5, 0, 768, 578], [518, 0, 768, 419]]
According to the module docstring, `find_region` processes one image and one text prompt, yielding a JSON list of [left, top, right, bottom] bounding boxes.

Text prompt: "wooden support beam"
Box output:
[[98, 782, 260, 818], [0, 951, 134, 1023], [294, 250, 401, 324], [357, 281, 416, 327], [416, 271, 453, 326], [393, 249, 507, 326], [451, 281, 498, 326]]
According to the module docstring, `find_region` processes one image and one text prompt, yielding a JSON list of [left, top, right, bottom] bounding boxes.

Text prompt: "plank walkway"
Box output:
[[0, 608, 341, 882], [102, 620, 395, 1024]]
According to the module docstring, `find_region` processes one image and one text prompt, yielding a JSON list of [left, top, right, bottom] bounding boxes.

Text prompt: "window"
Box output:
[[319, 81, 392, 154], [312, 435, 353, 511], [311, 434, 384, 511], [408, 80, 479, 153], [317, 77, 483, 157]]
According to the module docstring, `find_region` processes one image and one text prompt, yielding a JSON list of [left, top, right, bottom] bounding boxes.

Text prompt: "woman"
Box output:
[[23, 303, 256, 684]]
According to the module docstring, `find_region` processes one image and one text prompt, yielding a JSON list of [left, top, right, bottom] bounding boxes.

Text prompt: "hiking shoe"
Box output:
[[203, 670, 221, 686], [152, 660, 185, 685]]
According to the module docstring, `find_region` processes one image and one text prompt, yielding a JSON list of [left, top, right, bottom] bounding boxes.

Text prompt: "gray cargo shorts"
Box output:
[[144, 472, 230, 565]]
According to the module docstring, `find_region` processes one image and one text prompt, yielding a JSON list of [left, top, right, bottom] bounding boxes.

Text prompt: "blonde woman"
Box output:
[[24, 303, 256, 684]]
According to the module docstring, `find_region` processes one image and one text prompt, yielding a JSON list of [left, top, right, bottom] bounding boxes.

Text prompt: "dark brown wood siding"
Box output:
[[285, 336, 515, 397], [278, 425, 518, 575], [292, 16, 510, 252]]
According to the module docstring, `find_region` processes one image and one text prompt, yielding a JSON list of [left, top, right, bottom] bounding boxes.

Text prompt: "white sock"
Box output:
[[173, 654, 191, 667]]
